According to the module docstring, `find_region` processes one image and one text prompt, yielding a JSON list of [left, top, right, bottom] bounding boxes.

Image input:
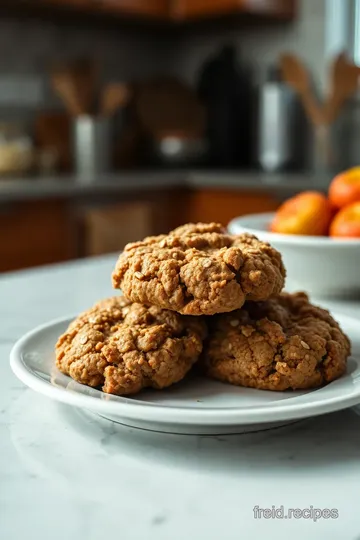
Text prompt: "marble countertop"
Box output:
[[2, 255, 360, 540], [0, 170, 332, 203]]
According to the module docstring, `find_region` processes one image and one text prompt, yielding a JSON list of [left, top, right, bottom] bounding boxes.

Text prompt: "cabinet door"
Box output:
[[183, 189, 279, 225], [84, 202, 154, 256], [0, 200, 75, 272], [171, 0, 296, 20], [95, 0, 169, 17]]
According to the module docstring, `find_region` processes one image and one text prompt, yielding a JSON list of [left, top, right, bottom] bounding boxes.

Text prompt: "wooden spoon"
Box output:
[[280, 53, 324, 126], [51, 58, 98, 116], [101, 83, 130, 116], [51, 72, 83, 116], [70, 58, 98, 115], [324, 52, 360, 123]]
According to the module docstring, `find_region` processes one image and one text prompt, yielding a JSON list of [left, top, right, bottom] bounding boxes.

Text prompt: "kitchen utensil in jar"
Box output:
[[73, 116, 111, 180], [280, 53, 323, 126], [324, 52, 360, 124], [101, 83, 130, 116]]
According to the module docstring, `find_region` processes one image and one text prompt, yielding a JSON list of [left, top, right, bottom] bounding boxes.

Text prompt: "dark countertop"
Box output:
[[0, 170, 332, 203]]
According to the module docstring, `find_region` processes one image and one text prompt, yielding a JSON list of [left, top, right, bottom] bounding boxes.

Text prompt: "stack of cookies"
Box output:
[[56, 223, 350, 395]]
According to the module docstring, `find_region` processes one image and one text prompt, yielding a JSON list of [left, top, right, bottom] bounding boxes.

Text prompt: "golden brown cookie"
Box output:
[[112, 222, 285, 316], [203, 292, 350, 391], [56, 296, 207, 396]]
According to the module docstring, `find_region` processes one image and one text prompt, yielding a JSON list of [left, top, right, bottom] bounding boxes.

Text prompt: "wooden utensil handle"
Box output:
[[323, 95, 343, 124], [313, 124, 335, 172], [301, 90, 324, 126]]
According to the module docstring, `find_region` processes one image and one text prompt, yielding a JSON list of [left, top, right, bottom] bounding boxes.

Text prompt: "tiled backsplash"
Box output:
[[0, 15, 168, 108]]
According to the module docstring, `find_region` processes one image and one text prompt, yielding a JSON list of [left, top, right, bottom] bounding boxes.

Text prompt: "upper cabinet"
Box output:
[[39, 0, 90, 6], [95, 0, 297, 20], [38, 0, 168, 17], [15, 0, 296, 21], [170, 0, 296, 20], [94, 0, 169, 18]]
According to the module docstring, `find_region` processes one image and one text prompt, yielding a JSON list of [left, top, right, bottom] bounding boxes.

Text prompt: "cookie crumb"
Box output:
[[241, 326, 254, 337]]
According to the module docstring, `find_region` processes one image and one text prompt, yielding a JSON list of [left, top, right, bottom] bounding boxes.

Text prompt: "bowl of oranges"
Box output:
[[228, 168, 360, 298]]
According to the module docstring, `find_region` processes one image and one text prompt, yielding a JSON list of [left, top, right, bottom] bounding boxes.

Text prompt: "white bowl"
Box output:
[[228, 212, 360, 298]]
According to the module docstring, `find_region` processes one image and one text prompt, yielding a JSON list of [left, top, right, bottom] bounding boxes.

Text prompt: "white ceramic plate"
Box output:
[[10, 313, 360, 435]]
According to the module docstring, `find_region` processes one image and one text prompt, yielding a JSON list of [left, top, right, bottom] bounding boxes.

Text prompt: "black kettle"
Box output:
[[197, 44, 253, 168]]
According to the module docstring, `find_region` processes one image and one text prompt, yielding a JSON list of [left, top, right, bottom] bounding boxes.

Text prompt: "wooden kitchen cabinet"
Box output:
[[38, 0, 90, 8], [38, 0, 169, 17], [7, 0, 296, 21], [181, 189, 279, 226], [0, 200, 75, 273], [170, 0, 296, 20], [79, 189, 178, 256], [95, 0, 169, 17], [12, 0, 169, 18], [84, 202, 154, 256]]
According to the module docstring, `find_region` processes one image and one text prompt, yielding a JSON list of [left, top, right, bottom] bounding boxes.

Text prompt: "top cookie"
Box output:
[[112, 222, 286, 316]]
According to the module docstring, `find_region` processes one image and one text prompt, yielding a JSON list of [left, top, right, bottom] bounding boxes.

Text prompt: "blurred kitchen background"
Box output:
[[0, 0, 359, 272]]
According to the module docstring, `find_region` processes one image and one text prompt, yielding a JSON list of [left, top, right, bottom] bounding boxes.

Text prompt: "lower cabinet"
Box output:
[[0, 200, 74, 272], [83, 201, 154, 256], [0, 188, 280, 272], [180, 189, 280, 226]]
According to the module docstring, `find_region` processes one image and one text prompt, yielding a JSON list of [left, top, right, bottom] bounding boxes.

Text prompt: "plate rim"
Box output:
[[10, 312, 360, 426]]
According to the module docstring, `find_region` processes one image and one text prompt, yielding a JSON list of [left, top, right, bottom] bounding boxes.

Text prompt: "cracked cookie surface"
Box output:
[[112, 222, 286, 316], [203, 292, 350, 391], [56, 296, 207, 395]]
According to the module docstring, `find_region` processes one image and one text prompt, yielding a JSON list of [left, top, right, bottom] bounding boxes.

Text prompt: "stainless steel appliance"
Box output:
[[256, 66, 301, 172]]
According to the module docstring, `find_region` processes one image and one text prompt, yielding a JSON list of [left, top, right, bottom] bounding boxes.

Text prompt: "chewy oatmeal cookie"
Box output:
[[112, 222, 285, 316], [56, 296, 207, 396], [203, 292, 350, 391]]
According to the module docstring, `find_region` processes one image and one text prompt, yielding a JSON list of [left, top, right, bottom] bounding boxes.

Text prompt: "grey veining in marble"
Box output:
[[1, 255, 360, 540]]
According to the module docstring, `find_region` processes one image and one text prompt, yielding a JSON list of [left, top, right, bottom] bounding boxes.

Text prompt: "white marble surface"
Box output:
[[2, 255, 360, 540]]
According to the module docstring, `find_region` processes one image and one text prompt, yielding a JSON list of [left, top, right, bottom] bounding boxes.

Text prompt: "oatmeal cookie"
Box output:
[[203, 292, 350, 391], [112, 222, 285, 316], [56, 296, 207, 395]]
